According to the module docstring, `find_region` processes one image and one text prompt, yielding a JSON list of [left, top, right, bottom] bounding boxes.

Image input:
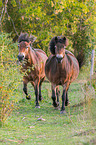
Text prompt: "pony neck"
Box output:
[[29, 46, 37, 65]]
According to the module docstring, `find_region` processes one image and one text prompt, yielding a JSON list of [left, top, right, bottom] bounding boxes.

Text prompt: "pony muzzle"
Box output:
[[18, 54, 24, 61], [56, 54, 63, 63]]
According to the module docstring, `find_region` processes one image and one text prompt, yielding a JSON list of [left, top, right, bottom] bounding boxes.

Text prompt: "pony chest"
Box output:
[[52, 63, 66, 76], [50, 64, 68, 84]]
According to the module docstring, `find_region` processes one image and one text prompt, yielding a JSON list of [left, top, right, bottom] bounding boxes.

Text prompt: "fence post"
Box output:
[[90, 49, 95, 79]]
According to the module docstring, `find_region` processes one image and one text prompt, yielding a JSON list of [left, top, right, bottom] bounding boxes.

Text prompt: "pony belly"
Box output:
[[55, 80, 63, 86], [46, 72, 64, 86], [54, 78, 67, 86]]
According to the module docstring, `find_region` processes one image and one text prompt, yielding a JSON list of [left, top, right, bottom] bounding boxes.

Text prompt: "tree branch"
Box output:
[[0, 0, 19, 36], [6, 11, 19, 36], [0, 0, 8, 29]]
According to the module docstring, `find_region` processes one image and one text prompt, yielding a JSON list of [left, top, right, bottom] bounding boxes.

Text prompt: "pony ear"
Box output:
[[29, 35, 37, 43], [63, 37, 69, 46], [63, 37, 66, 41]]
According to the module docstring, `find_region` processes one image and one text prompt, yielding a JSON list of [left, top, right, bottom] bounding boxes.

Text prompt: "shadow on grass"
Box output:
[[14, 97, 60, 116], [14, 96, 95, 117]]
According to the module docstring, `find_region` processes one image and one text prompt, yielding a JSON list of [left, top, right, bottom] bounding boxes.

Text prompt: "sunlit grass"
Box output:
[[0, 76, 96, 145]]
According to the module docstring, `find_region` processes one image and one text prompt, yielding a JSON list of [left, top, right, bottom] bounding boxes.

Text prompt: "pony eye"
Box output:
[[18, 44, 19, 49], [26, 46, 29, 49]]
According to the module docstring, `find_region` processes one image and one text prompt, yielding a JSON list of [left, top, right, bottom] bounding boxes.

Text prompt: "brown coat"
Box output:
[[45, 36, 79, 113], [45, 50, 79, 87], [18, 33, 48, 108]]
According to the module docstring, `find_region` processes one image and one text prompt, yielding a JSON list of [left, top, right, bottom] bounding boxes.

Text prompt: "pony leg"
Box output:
[[51, 85, 59, 108], [39, 84, 43, 101], [60, 89, 67, 114], [65, 85, 70, 106], [35, 83, 40, 108], [23, 83, 31, 100], [56, 86, 60, 105], [39, 77, 45, 101], [65, 90, 69, 106], [39, 84, 42, 101]]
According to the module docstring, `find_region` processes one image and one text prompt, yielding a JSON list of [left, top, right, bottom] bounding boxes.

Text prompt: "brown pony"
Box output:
[[18, 33, 48, 108], [45, 36, 79, 113]]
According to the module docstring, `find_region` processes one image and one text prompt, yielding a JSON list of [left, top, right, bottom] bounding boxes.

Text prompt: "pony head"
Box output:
[[18, 33, 31, 61], [18, 33, 36, 62], [49, 36, 69, 63]]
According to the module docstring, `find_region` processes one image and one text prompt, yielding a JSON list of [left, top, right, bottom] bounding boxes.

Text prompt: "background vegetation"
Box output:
[[0, 0, 96, 144], [0, 33, 23, 125], [0, 0, 96, 66]]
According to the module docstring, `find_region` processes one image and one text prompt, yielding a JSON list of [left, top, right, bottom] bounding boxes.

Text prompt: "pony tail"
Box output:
[[29, 35, 37, 44]]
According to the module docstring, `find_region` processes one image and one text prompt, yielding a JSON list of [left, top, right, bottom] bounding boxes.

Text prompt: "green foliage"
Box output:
[[0, 33, 22, 125], [0, 1, 2, 7], [1, 0, 95, 62]]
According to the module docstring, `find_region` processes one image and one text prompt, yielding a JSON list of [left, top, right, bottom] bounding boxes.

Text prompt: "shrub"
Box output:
[[0, 33, 22, 126]]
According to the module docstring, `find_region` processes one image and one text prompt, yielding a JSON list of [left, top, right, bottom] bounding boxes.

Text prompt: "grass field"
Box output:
[[0, 70, 96, 145]]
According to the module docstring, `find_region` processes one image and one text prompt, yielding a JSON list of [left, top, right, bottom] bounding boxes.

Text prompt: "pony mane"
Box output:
[[49, 36, 69, 55], [18, 33, 30, 43], [18, 33, 37, 43]]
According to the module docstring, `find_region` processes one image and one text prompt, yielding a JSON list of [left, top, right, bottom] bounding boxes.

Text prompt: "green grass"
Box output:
[[0, 72, 96, 145]]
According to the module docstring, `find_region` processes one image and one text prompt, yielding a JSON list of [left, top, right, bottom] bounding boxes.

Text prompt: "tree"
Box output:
[[0, 0, 96, 67]]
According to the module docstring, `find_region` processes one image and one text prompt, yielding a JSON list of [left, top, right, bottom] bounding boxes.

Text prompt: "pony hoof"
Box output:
[[26, 95, 31, 100], [35, 105, 40, 108], [60, 110, 67, 114], [53, 102, 59, 107]]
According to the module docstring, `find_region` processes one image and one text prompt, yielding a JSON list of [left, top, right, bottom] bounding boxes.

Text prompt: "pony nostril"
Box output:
[[18, 55, 24, 61], [56, 54, 63, 63], [56, 57, 63, 63]]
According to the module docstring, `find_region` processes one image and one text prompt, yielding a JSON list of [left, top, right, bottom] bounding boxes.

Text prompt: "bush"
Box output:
[[0, 33, 22, 126]]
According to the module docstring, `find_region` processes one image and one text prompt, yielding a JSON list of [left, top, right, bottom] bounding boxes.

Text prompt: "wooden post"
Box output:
[[90, 49, 95, 79]]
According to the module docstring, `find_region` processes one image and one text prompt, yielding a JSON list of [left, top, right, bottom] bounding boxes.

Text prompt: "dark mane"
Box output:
[[18, 33, 30, 43], [18, 33, 37, 44], [49, 36, 60, 55], [49, 36, 69, 55]]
